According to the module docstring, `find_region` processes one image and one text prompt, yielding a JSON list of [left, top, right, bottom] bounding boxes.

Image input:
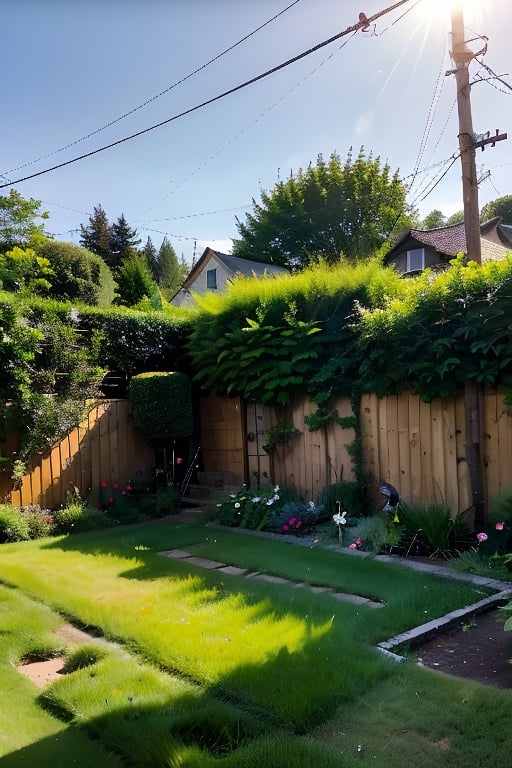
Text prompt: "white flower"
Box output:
[[308, 500, 315, 510], [251, 497, 261, 503], [274, 485, 280, 493], [234, 502, 241, 509], [266, 499, 274, 506], [332, 511, 347, 526]]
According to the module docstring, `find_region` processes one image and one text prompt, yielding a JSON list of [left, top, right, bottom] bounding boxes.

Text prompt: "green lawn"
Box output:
[[0, 518, 510, 767]]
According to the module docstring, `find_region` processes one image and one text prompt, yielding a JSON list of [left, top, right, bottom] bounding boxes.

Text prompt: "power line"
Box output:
[[0, 0, 414, 191], [2, 0, 303, 177]]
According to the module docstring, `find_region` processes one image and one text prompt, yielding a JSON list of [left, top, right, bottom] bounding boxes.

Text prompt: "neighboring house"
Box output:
[[171, 248, 289, 307], [384, 217, 511, 276]]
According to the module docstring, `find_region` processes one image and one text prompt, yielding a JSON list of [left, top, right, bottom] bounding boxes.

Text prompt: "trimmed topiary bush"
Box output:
[[130, 371, 193, 441]]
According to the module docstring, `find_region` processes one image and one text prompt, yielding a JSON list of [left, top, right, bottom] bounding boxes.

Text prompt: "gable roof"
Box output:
[[182, 248, 287, 289], [384, 219, 511, 265]]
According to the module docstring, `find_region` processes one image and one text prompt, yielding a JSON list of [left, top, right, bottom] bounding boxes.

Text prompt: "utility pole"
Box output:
[[450, 4, 481, 263], [450, 4, 484, 525]]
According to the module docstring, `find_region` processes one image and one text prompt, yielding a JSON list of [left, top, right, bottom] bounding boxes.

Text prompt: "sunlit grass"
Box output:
[[0, 519, 509, 766]]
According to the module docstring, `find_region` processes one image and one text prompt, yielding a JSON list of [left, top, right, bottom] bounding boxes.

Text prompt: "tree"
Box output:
[[0, 190, 49, 252], [141, 236, 159, 282], [36, 240, 116, 306], [114, 253, 157, 307], [421, 209, 446, 229], [447, 210, 464, 225], [480, 195, 512, 224], [0, 246, 53, 294], [158, 237, 188, 298], [109, 214, 141, 269], [232, 149, 413, 268], [79, 204, 111, 263]]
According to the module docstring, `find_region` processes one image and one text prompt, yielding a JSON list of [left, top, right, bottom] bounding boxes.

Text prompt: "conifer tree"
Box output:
[[141, 236, 159, 282], [158, 237, 188, 298], [109, 213, 141, 269], [79, 204, 111, 263]]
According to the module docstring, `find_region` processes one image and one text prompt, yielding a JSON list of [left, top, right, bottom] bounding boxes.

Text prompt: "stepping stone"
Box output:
[[217, 565, 248, 576], [183, 556, 225, 569]]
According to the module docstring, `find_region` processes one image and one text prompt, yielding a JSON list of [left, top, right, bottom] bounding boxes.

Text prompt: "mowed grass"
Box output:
[[0, 518, 510, 767]]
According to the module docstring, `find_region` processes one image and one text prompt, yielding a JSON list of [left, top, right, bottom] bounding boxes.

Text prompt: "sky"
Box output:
[[2, 0, 511, 266]]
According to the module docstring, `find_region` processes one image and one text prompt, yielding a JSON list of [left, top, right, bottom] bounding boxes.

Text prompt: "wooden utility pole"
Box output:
[[450, 4, 481, 264], [450, 5, 484, 524]]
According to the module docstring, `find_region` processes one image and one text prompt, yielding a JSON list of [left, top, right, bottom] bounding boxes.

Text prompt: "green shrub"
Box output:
[[20, 504, 54, 538], [137, 485, 181, 518], [398, 502, 471, 558], [266, 500, 319, 535], [214, 484, 298, 530], [130, 371, 193, 441], [345, 513, 402, 553], [0, 504, 30, 542], [52, 502, 113, 534], [317, 481, 366, 520]]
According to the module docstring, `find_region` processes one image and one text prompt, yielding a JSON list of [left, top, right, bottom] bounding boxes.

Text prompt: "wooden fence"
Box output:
[[2, 390, 512, 520], [1, 400, 154, 509]]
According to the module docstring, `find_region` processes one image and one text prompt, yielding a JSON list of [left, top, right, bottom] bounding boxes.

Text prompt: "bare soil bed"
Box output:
[[414, 609, 512, 688]]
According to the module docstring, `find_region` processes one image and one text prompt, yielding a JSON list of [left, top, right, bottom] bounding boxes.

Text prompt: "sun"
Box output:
[[417, 0, 486, 34]]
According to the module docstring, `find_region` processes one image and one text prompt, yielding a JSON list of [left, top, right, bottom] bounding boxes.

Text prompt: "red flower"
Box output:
[[113, 483, 119, 489], [108, 496, 114, 504], [125, 484, 132, 491], [121, 490, 126, 496], [282, 524, 289, 531], [101, 481, 108, 488]]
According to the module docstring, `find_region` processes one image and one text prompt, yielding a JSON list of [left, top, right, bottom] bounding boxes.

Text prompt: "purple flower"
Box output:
[[476, 532, 488, 543]]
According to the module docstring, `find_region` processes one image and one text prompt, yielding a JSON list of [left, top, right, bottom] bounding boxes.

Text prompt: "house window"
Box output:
[[206, 268, 217, 289], [406, 248, 425, 272]]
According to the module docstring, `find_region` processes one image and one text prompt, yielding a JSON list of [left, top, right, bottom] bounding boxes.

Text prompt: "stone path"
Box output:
[[158, 548, 384, 608]]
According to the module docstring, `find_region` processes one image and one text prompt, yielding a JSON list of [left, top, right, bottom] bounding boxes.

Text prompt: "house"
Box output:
[[171, 248, 289, 307], [384, 217, 511, 276]]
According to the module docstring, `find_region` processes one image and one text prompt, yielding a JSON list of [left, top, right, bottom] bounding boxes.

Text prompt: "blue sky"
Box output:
[[2, 0, 511, 265]]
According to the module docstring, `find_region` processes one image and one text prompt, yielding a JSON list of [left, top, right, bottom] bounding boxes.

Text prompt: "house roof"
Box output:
[[384, 218, 511, 265], [182, 248, 288, 289]]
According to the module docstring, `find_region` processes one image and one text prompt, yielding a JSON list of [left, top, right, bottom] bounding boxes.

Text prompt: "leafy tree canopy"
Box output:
[[36, 240, 116, 306], [480, 195, 512, 224], [232, 148, 414, 269], [0, 190, 49, 252], [114, 252, 158, 307], [421, 209, 447, 229]]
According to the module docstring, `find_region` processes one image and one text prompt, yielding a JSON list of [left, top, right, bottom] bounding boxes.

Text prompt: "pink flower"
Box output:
[[289, 517, 297, 525], [113, 483, 119, 489], [356, 537, 362, 546], [176, 457, 183, 465], [121, 490, 126, 496], [101, 481, 108, 488], [282, 524, 289, 531], [476, 532, 488, 543], [125, 484, 132, 491], [348, 543, 357, 549], [108, 496, 114, 504], [496, 521, 505, 531], [296, 520, 302, 528]]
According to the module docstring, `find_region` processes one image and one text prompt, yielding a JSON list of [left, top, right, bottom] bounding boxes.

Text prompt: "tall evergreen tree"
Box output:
[[141, 236, 159, 282], [109, 214, 140, 269], [79, 204, 111, 263], [158, 237, 188, 299]]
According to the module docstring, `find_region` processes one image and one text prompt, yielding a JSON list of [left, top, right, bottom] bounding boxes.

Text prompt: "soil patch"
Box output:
[[414, 609, 512, 688], [18, 657, 66, 688]]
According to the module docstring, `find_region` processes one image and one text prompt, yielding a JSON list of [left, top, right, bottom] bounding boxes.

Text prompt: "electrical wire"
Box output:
[[141, 28, 359, 218], [2, 0, 303, 177], [0, 0, 414, 191]]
